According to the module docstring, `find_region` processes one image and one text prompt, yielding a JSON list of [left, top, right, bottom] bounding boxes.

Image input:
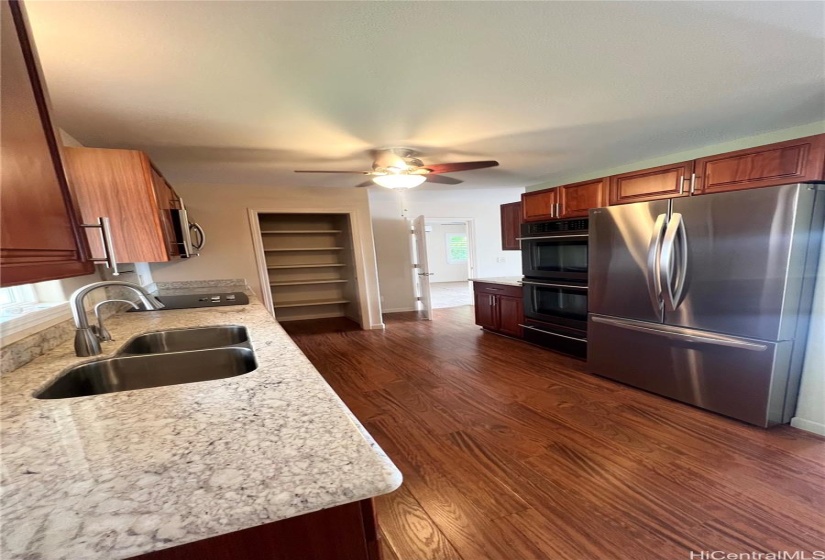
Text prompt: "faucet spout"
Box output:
[[69, 281, 165, 357]]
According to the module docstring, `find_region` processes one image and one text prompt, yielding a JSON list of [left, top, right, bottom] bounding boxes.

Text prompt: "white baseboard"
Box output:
[[382, 306, 417, 313], [790, 416, 825, 437]]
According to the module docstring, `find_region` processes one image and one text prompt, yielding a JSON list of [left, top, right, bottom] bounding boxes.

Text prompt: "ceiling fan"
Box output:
[[294, 148, 499, 189]]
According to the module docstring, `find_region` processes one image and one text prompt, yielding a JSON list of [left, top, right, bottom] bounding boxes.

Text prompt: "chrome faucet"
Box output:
[[70, 281, 165, 357]]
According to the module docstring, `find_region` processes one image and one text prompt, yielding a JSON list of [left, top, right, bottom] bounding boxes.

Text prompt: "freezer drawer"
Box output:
[[587, 314, 794, 427]]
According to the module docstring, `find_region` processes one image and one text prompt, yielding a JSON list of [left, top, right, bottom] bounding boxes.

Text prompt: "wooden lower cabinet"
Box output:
[[500, 201, 522, 250], [694, 134, 825, 195], [473, 282, 523, 338], [130, 499, 381, 560], [609, 161, 694, 205]]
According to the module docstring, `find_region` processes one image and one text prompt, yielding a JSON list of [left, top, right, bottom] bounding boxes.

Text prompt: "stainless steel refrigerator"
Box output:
[[588, 183, 824, 427]]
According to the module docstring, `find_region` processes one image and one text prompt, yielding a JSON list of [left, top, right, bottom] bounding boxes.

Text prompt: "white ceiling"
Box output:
[[26, 1, 825, 190]]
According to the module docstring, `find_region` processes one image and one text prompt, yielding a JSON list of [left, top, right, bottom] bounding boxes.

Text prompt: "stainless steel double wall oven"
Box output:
[[519, 218, 589, 357]]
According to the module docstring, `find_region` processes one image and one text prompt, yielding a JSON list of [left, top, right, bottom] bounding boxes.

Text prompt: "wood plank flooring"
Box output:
[[282, 307, 825, 560]]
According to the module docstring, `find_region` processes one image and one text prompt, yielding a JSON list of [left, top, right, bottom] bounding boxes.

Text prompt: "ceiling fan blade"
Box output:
[[354, 180, 375, 188], [425, 175, 463, 185], [422, 160, 499, 174], [294, 170, 371, 174]]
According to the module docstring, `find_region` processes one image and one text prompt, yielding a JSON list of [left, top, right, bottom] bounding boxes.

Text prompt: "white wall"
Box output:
[[370, 187, 524, 312], [149, 183, 384, 329], [792, 239, 825, 436], [426, 223, 469, 283]]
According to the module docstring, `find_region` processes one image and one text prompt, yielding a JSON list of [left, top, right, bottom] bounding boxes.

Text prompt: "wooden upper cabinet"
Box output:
[[557, 178, 607, 218], [63, 147, 181, 263], [500, 201, 522, 250], [694, 135, 825, 195], [609, 161, 694, 205], [522, 189, 557, 222], [0, 0, 94, 287]]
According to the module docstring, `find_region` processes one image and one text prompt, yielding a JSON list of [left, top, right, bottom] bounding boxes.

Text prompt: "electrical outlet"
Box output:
[[496, 257, 506, 263]]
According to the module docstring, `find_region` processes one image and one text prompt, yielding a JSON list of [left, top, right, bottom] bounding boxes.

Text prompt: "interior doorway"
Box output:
[[422, 218, 476, 310]]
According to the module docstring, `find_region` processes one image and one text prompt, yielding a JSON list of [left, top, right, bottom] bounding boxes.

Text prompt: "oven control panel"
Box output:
[[523, 218, 588, 236]]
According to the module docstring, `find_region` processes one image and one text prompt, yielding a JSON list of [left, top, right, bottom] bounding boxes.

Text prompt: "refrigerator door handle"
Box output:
[[661, 212, 688, 311], [590, 315, 768, 351], [646, 213, 667, 313]]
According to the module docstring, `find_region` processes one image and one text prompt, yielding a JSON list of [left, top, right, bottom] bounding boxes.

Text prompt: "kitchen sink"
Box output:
[[35, 347, 258, 399], [118, 325, 250, 355]]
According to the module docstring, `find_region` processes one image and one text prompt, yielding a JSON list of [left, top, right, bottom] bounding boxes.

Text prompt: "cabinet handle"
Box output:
[[689, 172, 697, 195], [81, 216, 119, 276], [549, 202, 555, 219], [555, 203, 561, 217], [678, 176, 685, 195]]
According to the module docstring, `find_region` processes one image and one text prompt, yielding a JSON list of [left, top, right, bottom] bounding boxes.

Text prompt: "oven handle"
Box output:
[[516, 234, 589, 240], [521, 280, 588, 290], [519, 324, 587, 342]]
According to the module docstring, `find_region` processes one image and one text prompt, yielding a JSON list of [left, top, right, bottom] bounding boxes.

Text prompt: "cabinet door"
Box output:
[[694, 135, 825, 195], [0, 0, 94, 287], [64, 147, 171, 263], [522, 189, 557, 222], [150, 168, 180, 257], [609, 161, 694, 205], [558, 178, 607, 218], [473, 291, 498, 330], [500, 201, 522, 250], [496, 295, 524, 338]]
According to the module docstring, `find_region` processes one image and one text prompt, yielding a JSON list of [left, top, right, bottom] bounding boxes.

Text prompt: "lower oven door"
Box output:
[[522, 280, 588, 331]]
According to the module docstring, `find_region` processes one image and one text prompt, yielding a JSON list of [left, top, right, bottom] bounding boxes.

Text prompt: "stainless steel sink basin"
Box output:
[[35, 347, 257, 399], [118, 325, 250, 355]]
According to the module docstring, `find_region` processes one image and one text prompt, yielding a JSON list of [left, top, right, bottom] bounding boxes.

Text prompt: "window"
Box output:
[[0, 285, 40, 319], [446, 233, 469, 264], [0, 283, 63, 325]]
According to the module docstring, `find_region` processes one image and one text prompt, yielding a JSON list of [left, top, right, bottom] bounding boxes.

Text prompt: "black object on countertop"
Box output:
[[130, 292, 249, 311]]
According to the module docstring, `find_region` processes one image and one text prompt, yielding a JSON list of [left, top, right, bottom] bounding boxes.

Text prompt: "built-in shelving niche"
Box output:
[[256, 214, 360, 323]]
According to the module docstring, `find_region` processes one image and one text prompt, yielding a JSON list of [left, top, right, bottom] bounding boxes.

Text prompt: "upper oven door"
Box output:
[[521, 233, 589, 281]]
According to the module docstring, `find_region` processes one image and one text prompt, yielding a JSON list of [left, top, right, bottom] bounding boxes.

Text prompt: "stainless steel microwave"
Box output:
[[170, 202, 205, 258]]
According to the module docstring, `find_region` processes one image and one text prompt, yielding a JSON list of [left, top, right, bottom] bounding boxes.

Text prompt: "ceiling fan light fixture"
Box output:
[[372, 174, 426, 189]]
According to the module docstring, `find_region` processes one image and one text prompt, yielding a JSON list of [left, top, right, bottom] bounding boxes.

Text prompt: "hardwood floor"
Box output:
[[282, 307, 825, 560]]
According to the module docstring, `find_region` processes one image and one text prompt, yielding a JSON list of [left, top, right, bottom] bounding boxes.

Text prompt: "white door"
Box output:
[[412, 215, 433, 320]]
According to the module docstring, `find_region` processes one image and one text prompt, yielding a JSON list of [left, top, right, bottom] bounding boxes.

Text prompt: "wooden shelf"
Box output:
[[273, 299, 350, 309], [260, 230, 342, 234], [270, 279, 348, 287], [265, 247, 344, 252], [267, 264, 346, 270]]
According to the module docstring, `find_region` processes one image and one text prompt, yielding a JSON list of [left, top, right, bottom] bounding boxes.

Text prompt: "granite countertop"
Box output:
[[470, 276, 524, 287], [0, 285, 402, 560]]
